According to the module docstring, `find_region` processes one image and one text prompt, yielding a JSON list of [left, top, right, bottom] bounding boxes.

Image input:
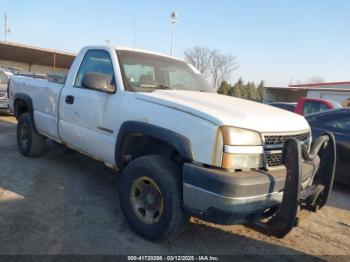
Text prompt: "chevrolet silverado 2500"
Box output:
[[9, 45, 336, 241]]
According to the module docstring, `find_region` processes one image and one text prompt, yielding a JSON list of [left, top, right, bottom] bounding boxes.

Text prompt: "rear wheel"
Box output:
[[119, 155, 189, 241], [17, 113, 46, 157]]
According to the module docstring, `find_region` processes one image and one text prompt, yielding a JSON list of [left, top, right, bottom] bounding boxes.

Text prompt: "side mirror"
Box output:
[[82, 72, 115, 93]]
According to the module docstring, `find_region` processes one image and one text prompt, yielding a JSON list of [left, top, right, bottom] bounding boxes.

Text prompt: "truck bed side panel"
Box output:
[[10, 76, 63, 140]]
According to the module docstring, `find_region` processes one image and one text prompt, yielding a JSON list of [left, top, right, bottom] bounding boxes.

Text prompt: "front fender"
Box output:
[[115, 121, 194, 168]]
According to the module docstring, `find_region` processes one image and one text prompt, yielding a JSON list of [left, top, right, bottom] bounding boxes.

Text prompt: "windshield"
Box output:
[[116, 50, 213, 93]]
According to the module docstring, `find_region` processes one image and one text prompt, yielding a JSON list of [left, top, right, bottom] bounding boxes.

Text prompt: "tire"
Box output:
[[119, 155, 189, 241], [17, 113, 46, 157]]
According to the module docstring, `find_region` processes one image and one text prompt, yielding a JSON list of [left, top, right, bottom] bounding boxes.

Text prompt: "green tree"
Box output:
[[230, 78, 244, 98], [228, 82, 240, 98], [240, 82, 249, 99], [257, 80, 265, 102], [232, 85, 242, 98], [227, 85, 234, 96], [247, 82, 257, 101], [217, 80, 230, 95]]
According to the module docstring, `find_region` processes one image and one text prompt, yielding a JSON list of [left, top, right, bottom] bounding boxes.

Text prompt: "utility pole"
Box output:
[[4, 13, 11, 42], [170, 11, 178, 56], [4, 13, 7, 42], [133, 13, 136, 49]]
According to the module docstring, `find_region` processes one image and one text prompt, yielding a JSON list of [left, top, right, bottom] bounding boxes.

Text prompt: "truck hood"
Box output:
[[135, 90, 310, 133]]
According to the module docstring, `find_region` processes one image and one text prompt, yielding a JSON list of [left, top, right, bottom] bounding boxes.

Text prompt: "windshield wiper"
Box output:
[[156, 85, 173, 90]]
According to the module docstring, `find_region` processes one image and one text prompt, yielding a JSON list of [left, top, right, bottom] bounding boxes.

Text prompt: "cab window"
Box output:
[[303, 101, 328, 115], [75, 50, 116, 92]]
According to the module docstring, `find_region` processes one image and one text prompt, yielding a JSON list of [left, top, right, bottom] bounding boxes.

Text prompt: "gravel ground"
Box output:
[[0, 113, 349, 260]]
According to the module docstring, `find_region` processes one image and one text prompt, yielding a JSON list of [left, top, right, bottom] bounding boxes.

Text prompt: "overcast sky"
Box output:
[[1, 0, 349, 86]]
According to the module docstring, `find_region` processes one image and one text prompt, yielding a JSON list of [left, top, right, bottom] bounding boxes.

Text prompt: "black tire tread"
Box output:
[[17, 113, 46, 157], [119, 155, 189, 241]]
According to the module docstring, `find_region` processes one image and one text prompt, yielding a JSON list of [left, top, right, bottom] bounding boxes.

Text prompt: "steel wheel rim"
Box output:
[[20, 123, 29, 150], [130, 176, 164, 224]]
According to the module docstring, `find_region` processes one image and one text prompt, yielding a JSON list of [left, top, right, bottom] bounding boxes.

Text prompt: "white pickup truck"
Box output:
[[9, 45, 336, 241]]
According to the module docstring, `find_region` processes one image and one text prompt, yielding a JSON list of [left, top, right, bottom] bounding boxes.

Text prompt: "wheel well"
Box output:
[[14, 99, 29, 118], [118, 133, 181, 169]]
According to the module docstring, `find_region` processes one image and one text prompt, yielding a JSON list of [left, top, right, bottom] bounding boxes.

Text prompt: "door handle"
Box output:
[[65, 95, 74, 104]]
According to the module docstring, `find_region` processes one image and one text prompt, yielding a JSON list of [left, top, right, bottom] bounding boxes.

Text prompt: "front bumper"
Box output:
[[183, 163, 314, 224], [183, 132, 336, 238]]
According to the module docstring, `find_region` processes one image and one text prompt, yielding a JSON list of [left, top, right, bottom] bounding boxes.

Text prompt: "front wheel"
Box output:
[[119, 155, 189, 241], [17, 113, 46, 157]]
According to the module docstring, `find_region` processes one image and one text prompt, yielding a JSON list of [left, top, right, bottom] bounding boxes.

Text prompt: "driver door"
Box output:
[[59, 50, 118, 164]]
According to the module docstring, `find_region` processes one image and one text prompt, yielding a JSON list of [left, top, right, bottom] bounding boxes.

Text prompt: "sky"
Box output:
[[1, 0, 349, 86]]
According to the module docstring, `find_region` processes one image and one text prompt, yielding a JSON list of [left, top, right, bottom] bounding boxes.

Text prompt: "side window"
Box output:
[[74, 50, 115, 92], [324, 116, 350, 132]]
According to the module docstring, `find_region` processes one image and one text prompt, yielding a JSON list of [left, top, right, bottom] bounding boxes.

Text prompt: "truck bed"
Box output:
[[10, 75, 64, 140]]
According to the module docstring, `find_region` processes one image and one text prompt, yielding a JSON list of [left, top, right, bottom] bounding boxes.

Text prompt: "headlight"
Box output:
[[220, 126, 264, 170], [221, 126, 262, 146]]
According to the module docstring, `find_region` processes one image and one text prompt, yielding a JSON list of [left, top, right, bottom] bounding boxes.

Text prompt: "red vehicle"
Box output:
[[295, 98, 343, 115], [270, 98, 343, 116]]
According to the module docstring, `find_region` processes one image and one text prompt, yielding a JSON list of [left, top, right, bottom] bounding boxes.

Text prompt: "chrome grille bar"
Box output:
[[263, 131, 311, 168]]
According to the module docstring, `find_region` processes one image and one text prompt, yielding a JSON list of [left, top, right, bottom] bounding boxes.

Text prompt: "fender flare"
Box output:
[[13, 93, 34, 118], [115, 121, 194, 168], [13, 93, 39, 132]]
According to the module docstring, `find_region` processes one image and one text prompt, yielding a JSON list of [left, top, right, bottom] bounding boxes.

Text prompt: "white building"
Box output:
[[264, 82, 350, 107], [0, 41, 75, 75]]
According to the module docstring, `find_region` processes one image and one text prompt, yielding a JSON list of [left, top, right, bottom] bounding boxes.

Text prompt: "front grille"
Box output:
[[264, 132, 310, 146], [266, 151, 283, 167], [263, 131, 310, 167]]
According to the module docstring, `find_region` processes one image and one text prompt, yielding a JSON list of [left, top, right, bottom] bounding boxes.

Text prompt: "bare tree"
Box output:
[[308, 76, 325, 84], [209, 53, 238, 90], [184, 46, 238, 90], [184, 46, 213, 75], [290, 76, 325, 85]]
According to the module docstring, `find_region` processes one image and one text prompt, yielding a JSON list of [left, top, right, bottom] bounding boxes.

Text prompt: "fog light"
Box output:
[[222, 153, 263, 170]]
